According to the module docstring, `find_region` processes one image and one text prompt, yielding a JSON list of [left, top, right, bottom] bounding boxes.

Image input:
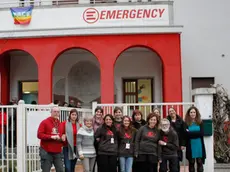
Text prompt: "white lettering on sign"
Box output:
[[13, 11, 30, 17], [83, 8, 166, 24]]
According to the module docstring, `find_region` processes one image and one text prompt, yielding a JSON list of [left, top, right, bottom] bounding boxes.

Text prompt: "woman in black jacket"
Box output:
[[167, 107, 186, 171], [118, 116, 136, 172], [131, 109, 146, 172], [132, 109, 146, 130], [184, 106, 206, 172], [134, 113, 161, 172], [95, 114, 118, 172]]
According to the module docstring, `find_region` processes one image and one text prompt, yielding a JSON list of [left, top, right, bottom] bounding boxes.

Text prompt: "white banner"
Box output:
[[27, 111, 50, 145]]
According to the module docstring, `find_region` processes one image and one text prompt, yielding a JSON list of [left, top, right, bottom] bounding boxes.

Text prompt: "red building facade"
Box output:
[[0, 34, 182, 104]]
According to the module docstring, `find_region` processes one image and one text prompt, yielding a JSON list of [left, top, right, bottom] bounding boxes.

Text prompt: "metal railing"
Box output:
[[0, 0, 172, 9], [92, 102, 195, 120], [0, 101, 92, 172]]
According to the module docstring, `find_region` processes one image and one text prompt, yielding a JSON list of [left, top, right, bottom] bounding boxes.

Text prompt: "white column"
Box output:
[[17, 100, 26, 172], [192, 88, 216, 172], [65, 76, 69, 103]]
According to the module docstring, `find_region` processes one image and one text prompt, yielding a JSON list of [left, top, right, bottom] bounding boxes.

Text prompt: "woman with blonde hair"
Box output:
[[185, 106, 206, 172], [77, 114, 96, 172]]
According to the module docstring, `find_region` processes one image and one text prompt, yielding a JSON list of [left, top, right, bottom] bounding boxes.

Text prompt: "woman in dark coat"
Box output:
[[167, 107, 186, 171], [184, 106, 206, 172]]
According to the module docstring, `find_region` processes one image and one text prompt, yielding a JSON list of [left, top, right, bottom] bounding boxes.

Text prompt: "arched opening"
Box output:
[[0, 50, 38, 104], [114, 47, 162, 103], [52, 48, 100, 108]]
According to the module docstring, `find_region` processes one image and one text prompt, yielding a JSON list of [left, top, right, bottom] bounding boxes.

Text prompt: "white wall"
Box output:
[[115, 48, 162, 103], [174, 0, 230, 102], [10, 53, 38, 98], [68, 61, 100, 103], [0, 3, 172, 38]]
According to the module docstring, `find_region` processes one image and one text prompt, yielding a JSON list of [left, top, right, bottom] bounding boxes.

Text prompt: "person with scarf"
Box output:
[[77, 114, 96, 172], [93, 107, 104, 132], [60, 109, 81, 172], [37, 107, 63, 172], [95, 114, 118, 172]]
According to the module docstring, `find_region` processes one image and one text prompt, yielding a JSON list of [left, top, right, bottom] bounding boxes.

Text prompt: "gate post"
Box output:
[[92, 102, 97, 114], [192, 88, 216, 172], [17, 100, 26, 172]]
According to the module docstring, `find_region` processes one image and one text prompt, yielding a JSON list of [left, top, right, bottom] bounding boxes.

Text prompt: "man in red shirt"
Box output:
[[37, 107, 64, 172]]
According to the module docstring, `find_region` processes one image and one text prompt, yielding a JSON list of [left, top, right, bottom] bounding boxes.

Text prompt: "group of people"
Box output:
[[37, 105, 206, 172]]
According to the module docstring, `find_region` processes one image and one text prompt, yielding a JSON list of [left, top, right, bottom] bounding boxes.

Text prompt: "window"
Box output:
[[123, 78, 154, 103], [191, 77, 215, 101], [191, 77, 215, 89]]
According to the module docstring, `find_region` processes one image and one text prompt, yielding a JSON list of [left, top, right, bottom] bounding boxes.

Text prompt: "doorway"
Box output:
[[18, 81, 38, 104]]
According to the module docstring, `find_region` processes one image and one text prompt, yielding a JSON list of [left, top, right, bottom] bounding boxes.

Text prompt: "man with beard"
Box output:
[[158, 118, 179, 172]]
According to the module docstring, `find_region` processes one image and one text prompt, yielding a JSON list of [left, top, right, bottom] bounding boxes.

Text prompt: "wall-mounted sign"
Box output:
[[83, 6, 167, 24], [10, 6, 33, 25]]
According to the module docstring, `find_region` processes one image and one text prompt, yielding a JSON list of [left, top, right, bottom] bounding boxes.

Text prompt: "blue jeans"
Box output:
[[119, 157, 133, 172], [63, 147, 77, 172]]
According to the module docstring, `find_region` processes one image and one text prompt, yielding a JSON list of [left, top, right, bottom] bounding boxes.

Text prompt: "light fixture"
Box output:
[[24, 91, 30, 94]]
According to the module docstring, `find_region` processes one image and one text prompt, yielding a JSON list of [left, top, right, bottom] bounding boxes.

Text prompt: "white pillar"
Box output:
[[65, 76, 69, 103], [17, 100, 26, 172], [192, 88, 216, 172]]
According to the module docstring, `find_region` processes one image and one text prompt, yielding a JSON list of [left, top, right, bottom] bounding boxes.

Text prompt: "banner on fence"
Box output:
[[27, 111, 50, 145]]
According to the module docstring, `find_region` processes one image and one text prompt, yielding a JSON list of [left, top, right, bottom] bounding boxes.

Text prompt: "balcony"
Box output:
[[0, 0, 181, 38]]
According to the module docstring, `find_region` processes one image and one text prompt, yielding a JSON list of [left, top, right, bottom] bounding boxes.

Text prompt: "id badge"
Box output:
[[125, 143, 130, 149], [111, 138, 114, 144]]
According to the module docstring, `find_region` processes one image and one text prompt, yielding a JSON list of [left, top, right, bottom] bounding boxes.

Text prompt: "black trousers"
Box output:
[[159, 156, 178, 172], [133, 155, 158, 172], [97, 155, 117, 172], [133, 161, 158, 172], [188, 158, 203, 172]]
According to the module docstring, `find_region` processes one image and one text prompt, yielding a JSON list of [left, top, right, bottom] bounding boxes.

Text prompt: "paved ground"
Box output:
[[73, 165, 190, 172], [51, 163, 230, 172]]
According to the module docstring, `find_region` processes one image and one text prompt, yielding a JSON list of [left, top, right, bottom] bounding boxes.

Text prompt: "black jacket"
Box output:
[[185, 122, 206, 164], [94, 124, 118, 156], [132, 119, 147, 130], [167, 115, 186, 146], [118, 128, 137, 157], [134, 125, 161, 158], [159, 128, 179, 158]]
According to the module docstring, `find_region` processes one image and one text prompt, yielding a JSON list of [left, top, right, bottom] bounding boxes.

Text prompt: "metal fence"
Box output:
[[0, 101, 92, 172], [0, 0, 172, 9], [0, 100, 194, 171], [92, 102, 196, 120], [0, 105, 17, 172]]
